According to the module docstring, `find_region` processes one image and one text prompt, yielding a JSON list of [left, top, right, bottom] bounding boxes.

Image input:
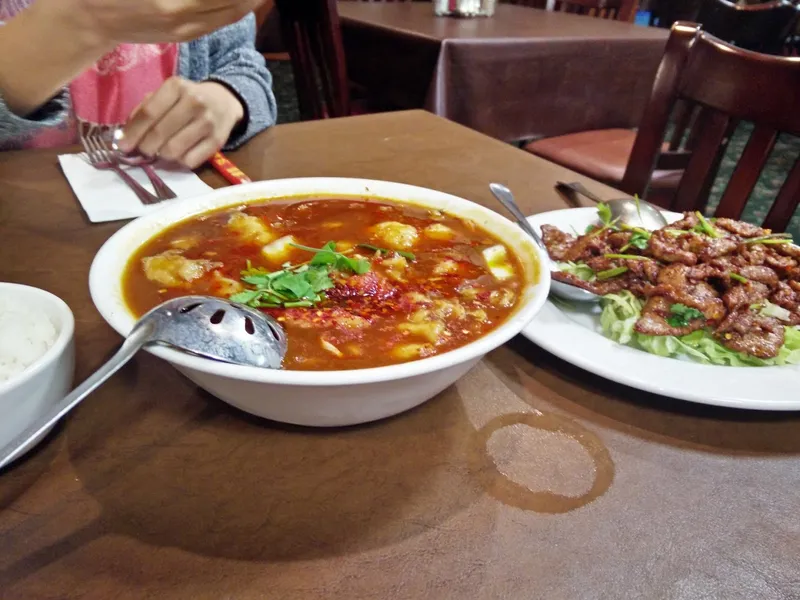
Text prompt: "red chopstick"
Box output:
[[210, 152, 251, 185]]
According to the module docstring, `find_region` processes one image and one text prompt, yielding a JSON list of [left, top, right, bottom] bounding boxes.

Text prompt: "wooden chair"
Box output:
[[255, 1, 291, 61], [502, 0, 549, 7], [553, 0, 625, 19], [527, 22, 800, 231], [503, 0, 636, 20], [695, 0, 798, 55], [274, 0, 352, 120]]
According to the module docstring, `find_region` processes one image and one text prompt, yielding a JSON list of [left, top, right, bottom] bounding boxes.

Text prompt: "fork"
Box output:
[[103, 127, 177, 200], [78, 126, 159, 205]]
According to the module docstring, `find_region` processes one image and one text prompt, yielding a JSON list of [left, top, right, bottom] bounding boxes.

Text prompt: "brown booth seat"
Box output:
[[524, 129, 682, 206]]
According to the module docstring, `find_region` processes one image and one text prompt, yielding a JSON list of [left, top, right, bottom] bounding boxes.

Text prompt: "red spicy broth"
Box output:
[[123, 197, 531, 370]]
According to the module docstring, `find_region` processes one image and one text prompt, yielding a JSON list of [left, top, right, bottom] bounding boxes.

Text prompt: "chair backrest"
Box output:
[[695, 0, 798, 54], [553, 0, 624, 19], [255, 0, 286, 55], [621, 22, 800, 231], [274, 0, 351, 121]]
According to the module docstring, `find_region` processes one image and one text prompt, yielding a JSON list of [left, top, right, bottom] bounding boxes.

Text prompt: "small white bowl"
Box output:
[[90, 178, 550, 427], [0, 283, 75, 469]]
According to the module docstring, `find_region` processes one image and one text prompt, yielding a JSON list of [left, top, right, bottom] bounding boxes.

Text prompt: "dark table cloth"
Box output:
[[340, 2, 669, 142]]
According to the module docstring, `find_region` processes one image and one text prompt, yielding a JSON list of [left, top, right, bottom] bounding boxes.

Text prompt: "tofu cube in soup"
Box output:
[[227, 212, 275, 244], [372, 221, 418, 250], [424, 223, 456, 240], [261, 235, 297, 263], [398, 320, 446, 344], [433, 259, 459, 275], [123, 197, 527, 371], [482, 245, 514, 280], [392, 343, 433, 361], [211, 271, 243, 296]]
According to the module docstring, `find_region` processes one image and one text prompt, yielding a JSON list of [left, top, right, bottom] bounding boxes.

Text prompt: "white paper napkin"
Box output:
[[58, 153, 214, 223]]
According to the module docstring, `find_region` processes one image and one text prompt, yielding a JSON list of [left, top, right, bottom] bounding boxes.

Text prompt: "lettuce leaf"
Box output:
[[598, 291, 800, 367], [556, 261, 594, 281]]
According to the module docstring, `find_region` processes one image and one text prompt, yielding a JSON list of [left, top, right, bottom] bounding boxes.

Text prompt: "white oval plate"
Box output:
[[521, 208, 800, 411]]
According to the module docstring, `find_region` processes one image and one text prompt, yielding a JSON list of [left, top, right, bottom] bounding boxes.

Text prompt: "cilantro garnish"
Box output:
[[586, 203, 621, 239], [666, 303, 705, 328], [357, 243, 415, 261], [292, 241, 370, 274], [620, 229, 650, 252], [229, 242, 371, 309], [597, 202, 613, 226]]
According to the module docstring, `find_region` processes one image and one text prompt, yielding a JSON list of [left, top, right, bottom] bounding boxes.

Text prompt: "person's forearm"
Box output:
[[0, 0, 113, 116]]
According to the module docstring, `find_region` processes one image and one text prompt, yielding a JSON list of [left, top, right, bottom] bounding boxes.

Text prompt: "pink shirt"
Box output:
[[1, 0, 178, 148]]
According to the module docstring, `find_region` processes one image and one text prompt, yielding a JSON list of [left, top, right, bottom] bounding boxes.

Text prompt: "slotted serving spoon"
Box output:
[[0, 296, 287, 469]]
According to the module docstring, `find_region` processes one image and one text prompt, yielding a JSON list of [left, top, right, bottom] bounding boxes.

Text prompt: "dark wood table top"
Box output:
[[338, 1, 668, 41], [1, 111, 798, 599]]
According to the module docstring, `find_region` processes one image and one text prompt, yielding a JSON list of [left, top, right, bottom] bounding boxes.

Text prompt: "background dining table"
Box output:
[[339, 2, 669, 143], [0, 111, 798, 600]]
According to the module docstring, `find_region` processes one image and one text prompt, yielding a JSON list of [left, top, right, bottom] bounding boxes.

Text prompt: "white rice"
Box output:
[[0, 296, 58, 384]]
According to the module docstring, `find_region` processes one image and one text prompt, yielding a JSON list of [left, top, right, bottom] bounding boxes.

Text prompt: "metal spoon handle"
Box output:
[[0, 326, 150, 470], [489, 183, 545, 249], [556, 181, 605, 205]]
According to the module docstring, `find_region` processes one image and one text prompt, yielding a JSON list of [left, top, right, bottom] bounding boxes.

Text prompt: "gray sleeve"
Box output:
[[204, 13, 278, 150], [0, 89, 70, 149], [0, 16, 72, 148]]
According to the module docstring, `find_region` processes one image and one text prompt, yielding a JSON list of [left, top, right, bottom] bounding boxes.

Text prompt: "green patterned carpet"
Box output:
[[268, 61, 300, 125], [267, 61, 800, 238], [708, 123, 800, 239]]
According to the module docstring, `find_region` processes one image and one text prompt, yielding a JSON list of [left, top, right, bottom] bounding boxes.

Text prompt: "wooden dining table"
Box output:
[[1, 111, 798, 599], [339, 2, 669, 143]]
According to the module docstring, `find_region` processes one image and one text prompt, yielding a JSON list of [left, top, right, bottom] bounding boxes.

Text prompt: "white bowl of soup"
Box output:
[[90, 178, 550, 426]]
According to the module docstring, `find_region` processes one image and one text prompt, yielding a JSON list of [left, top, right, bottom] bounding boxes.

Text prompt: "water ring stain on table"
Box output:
[[471, 411, 615, 513]]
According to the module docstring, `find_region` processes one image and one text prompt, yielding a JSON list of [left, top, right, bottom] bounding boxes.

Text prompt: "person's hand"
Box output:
[[119, 77, 245, 169], [62, 0, 265, 45]]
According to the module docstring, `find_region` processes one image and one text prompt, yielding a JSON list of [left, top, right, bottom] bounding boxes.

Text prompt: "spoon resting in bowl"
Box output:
[[0, 296, 287, 470], [555, 181, 669, 230], [489, 183, 600, 303]]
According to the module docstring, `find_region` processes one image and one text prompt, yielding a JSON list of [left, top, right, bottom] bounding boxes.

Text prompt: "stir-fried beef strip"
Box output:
[[694, 237, 739, 261], [607, 231, 633, 251], [540, 225, 575, 261], [635, 296, 706, 336], [542, 210, 800, 359], [648, 230, 698, 265], [669, 212, 700, 231], [723, 281, 770, 312], [713, 218, 770, 238], [561, 233, 611, 262], [771, 281, 800, 325], [775, 242, 800, 259], [764, 252, 797, 274], [714, 310, 785, 358], [644, 264, 726, 322], [739, 243, 767, 265], [738, 265, 780, 286], [626, 259, 661, 283]]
